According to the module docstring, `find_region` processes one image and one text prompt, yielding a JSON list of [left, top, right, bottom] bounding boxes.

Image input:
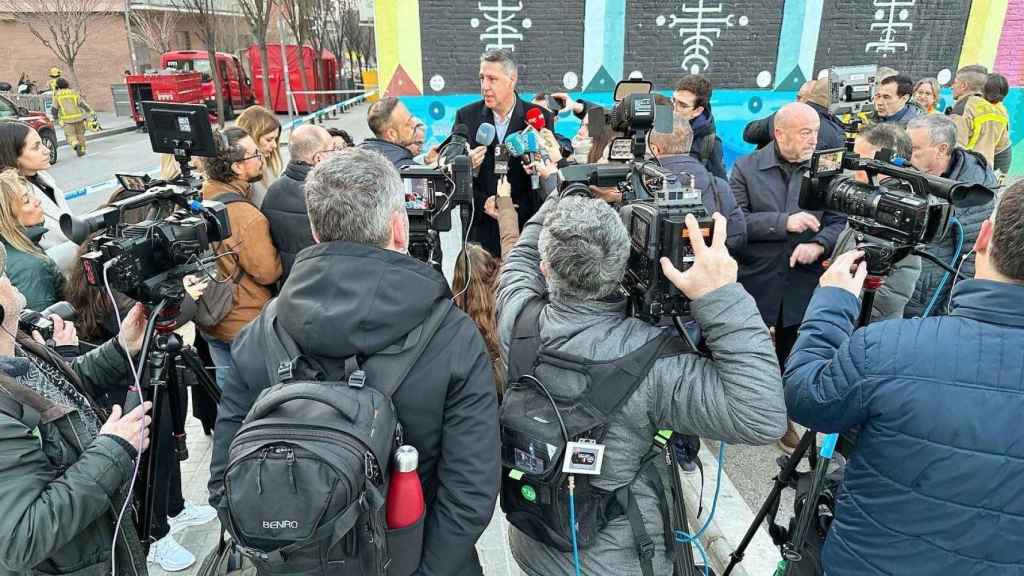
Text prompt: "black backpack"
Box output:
[[220, 298, 450, 576], [499, 299, 692, 576]]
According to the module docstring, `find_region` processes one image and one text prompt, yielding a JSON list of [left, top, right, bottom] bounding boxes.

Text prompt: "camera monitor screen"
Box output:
[[116, 174, 150, 193], [403, 177, 434, 211], [142, 102, 217, 157], [812, 149, 845, 177]]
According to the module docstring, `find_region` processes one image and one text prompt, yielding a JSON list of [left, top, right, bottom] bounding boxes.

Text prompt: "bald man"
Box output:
[[262, 124, 335, 280], [730, 102, 847, 449]]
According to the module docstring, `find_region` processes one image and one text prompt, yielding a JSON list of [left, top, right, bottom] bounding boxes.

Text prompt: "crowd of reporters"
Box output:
[[0, 46, 1017, 576]]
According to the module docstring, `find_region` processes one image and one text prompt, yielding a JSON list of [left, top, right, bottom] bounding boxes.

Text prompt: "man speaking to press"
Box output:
[[454, 49, 554, 257]]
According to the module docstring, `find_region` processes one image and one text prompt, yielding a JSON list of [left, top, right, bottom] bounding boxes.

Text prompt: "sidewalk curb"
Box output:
[[57, 124, 137, 148], [679, 445, 781, 576]]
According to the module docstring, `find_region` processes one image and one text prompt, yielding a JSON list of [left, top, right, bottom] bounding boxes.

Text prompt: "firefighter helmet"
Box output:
[[48, 67, 61, 79]]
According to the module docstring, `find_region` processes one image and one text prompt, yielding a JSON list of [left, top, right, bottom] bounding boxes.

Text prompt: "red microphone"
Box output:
[[526, 107, 546, 132]]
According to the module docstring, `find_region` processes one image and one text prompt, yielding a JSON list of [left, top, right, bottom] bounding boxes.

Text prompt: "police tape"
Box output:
[[63, 90, 378, 203]]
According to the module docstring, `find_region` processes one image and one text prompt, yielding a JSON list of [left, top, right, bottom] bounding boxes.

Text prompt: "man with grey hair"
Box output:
[[649, 115, 746, 251], [359, 96, 420, 168], [904, 113, 997, 317], [498, 192, 787, 576], [262, 123, 335, 280], [455, 49, 554, 256], [216, 148, 501, 576]]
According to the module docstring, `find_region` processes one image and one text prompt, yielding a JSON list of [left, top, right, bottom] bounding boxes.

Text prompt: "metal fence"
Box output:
[[0, 92, 53, 115]]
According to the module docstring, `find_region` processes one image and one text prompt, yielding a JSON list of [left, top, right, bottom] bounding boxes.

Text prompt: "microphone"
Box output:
[[475, 123, 496, 147], [524, 130, 542, 191], [440, 123, 471, 165], [526, 107, 546, 132]]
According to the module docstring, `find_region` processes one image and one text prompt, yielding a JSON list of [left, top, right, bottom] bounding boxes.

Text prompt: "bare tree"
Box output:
[[237, 0, 273, 108], [129, 9, 182, 57], [0, 0, 109, 92], [170, 0, 226, 126], [326, 0, 352, 90], [306, 0, 334, 104], [276, 0, 314, 110], [341, 6, 363, 84]]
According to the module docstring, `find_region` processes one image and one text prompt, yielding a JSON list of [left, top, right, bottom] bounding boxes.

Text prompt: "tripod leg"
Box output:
[[138, 348, 171, 547], [166, 360, 189, 462], [666, 444, 699, 576], [722, 431, 816, 576], [178, 345, 221, 405]]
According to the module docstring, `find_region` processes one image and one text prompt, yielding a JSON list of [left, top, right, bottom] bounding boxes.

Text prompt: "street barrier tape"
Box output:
[[64, 90, 377, 203]]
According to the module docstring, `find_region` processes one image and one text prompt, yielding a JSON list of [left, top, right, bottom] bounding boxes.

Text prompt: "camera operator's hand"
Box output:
[[588, 185, 622, 204], [33, 315, 77, 348], [100, 401, 153, 454], [484, 195, 499, 219], [183, 274, 209, 301], [790, 242, 826, 268], [552, 92, 583, 115], [470, 145, 487, 171], [660, 213, 736, 301], [820, 250, 868, 297], [118, 303, 148, 355], [425, 145, 440, 166], [787, 212, 821, 234]]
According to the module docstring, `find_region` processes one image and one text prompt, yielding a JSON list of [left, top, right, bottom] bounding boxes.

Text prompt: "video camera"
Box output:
[[801, 148, 994, 273], [61, 102, 231, 307], [588, 79, 674, 163], [398, 153, 472, 268], [828, 65, 878, 118]]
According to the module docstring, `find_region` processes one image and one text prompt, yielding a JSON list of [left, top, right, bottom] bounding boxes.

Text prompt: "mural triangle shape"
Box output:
[[384, 65, 422, 97], [776, 66, 807, 91], [585, 66, 616, 93]]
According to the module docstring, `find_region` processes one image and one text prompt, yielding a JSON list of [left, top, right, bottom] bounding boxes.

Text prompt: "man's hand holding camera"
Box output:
[[660, 213, 737, 301], [820, 250, 868, 297]]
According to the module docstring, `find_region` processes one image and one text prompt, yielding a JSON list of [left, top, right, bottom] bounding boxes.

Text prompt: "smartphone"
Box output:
[[545, 95, 563, 113]]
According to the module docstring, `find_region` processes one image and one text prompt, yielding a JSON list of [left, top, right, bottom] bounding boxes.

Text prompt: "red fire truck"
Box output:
[[161, 51, 255, 119], [124, 71, 206, 128]]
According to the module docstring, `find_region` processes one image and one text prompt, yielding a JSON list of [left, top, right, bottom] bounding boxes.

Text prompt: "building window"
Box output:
[[176, 31, 191, 50]]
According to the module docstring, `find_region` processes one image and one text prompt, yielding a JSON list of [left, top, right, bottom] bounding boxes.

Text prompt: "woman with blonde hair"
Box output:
[[0, 168, 63, 310], [912, 77, 942, 115], [235, 105, 282, 207]]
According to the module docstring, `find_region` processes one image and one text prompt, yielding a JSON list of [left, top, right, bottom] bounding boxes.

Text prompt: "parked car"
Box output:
[[0, 93, 58, 164]]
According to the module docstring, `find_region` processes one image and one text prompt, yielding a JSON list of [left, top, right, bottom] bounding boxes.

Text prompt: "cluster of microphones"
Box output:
[[441, 108, 552, 191]]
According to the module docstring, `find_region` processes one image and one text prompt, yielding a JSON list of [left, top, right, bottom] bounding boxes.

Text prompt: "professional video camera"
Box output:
[[800, 147, 994, 274], [828, 65, 878, 118], [60, 102, 231, 307], [587, 78, 674, 163], [398, 151, 472, 268]]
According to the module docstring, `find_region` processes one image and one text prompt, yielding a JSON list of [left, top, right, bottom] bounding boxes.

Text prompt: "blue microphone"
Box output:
[[476, 123, 496, 147]]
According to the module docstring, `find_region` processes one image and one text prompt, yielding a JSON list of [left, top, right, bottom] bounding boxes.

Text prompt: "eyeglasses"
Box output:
[[239, 150, 263, 162], [673, 99, 695, 111]]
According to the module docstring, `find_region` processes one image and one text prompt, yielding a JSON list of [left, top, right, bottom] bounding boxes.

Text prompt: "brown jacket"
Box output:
[[201, 179, 282, 342]]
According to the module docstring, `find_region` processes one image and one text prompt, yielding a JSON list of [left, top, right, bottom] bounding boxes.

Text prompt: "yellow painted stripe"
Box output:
[[375, 0, 424, 94], [958, 0, 1010, 70]]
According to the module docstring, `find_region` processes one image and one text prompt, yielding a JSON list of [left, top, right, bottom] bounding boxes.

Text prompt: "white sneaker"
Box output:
[[168, 500, 218, 535], [147, 534, 196, 572]]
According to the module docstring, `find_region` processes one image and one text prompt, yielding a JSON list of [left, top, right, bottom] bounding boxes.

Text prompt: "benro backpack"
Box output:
[[220, 299, 449, 575]]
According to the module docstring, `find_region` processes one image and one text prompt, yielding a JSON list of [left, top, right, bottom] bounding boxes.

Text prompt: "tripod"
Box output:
[[129, 298, 222, 548], [722, 238, 923, 576]]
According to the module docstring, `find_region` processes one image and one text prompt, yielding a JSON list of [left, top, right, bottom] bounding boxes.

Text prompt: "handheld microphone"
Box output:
[[526, 107, 546, 132], [475, 123, 496, 147], [524, 130, 542, 191]]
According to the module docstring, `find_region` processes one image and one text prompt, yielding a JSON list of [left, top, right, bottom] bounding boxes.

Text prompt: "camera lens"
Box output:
[[825, 178, 881, 220]]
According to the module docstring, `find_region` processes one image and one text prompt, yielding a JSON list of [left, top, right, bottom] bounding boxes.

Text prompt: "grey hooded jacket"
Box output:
[[496, 196, 788, 576]]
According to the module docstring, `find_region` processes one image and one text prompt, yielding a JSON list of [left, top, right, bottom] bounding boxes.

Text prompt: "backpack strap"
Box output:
[[0, 375, 52, 430], [506, 297, 546, 384], [586, 331, 691, 417]]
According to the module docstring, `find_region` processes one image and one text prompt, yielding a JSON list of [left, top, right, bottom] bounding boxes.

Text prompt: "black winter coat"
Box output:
[[211, 241, 499, 576], [690, 112, 727, 179], [743, 102, 846, 152], [904, 148, 997, 317], [455, 97, 554, 256], [261, 161, 315, 281], [730, 144, 847, 327], [358, 138, 416, 169]]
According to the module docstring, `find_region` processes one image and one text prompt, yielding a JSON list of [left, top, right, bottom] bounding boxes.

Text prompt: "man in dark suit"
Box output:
[[730, 102, 846, 450], [454, 49, 554, 256]]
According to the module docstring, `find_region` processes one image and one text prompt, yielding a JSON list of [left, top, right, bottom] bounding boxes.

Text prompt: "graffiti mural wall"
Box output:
[[376, 0, 1024, 175]]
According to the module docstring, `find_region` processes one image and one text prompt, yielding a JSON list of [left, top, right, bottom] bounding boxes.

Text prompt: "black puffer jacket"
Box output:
[[212, 241, 499, 576], [358, 138, 416, 169], [261, 160, 314, 281], [905, 148, 997, 317]]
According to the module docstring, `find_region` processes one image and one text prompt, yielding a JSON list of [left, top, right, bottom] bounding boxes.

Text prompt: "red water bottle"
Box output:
[[386, 445, 425, 529]]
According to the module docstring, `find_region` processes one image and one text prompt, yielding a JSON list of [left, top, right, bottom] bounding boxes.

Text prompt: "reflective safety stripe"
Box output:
[[968, 112, 1009, 149], [54, 90, 84, 123]]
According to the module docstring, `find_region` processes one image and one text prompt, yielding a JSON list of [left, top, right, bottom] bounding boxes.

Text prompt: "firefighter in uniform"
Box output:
[[51, 78, 93, 157], [47, 67, 61, 93]]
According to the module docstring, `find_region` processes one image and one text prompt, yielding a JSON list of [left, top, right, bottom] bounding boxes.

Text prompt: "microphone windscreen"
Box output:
[[525, 130, 540, 153], [504, 132, 527, 157], [526, 107, 546, 131], [475, 123, 496, 147]]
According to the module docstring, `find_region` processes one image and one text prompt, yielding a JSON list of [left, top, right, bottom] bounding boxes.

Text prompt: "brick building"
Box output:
[[0, 0, 250, 112]]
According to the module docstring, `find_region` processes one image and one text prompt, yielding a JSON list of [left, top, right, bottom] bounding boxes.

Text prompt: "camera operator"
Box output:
[[0, 243, 154, 576], [455, 49, 554, 257], [262, 124, 335, 281], [358, 96, 420, 169], [199, 127, 282, 390], [497, 191, 787, 575], [743, 76, 845, 151], [783, 180, 1024, 575], [904, 114, 997, 318], [649, 115, 746, 251], [211, 149, 500, 576], [831, 124, 921, 321]]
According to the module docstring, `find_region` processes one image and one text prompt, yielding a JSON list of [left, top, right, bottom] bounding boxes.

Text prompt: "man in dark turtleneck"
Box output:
[[729, 102, 848, 452]]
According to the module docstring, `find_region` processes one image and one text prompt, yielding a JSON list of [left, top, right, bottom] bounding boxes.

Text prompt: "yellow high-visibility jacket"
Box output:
[[53, 88, 89, 124], [952, 93, 1010, 167]]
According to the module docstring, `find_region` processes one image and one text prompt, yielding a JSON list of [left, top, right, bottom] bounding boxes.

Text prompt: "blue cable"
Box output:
[[676, 442, 727, 576], [569, 476, 582, 576], [922, 217, 964, 317]]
